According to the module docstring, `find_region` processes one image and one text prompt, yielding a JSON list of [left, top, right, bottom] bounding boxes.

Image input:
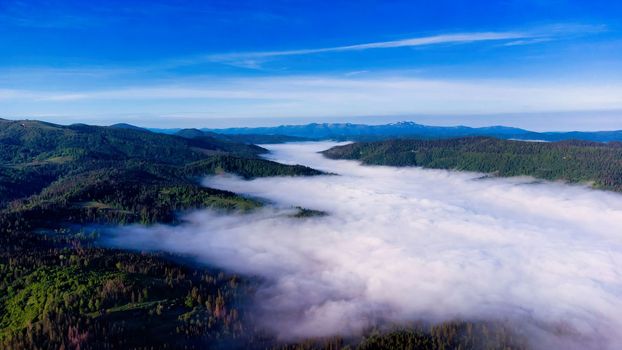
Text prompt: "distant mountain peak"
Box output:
[[175, 128, 205, 139], [203, 121, 622, 142], [109, 123, 148, 131], [391, 121, 421, 126]]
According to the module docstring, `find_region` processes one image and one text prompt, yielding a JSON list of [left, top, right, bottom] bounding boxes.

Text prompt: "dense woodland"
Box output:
[[174, 128, 310, 144], [0, 119, 310, 349], [323, 137, 622, 192], [1, 119, 529, 349]]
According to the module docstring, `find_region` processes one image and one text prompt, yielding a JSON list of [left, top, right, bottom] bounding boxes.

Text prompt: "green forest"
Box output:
[[323, 137, 622, 192], [1, 119, 528, 349]]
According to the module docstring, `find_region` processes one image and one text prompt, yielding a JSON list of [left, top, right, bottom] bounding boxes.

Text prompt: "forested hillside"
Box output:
[[323, 137, 622, 192], [174, 127, 310, 144], [0, 119, 321, 214], [0, 119, 326, 348]]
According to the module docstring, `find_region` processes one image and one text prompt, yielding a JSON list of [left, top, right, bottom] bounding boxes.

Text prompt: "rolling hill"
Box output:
[[0, 118, 323, 224], [323, 137, 622, 192]]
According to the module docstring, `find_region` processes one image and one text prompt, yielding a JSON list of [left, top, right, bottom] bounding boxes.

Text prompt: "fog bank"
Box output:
[[105, 142, 622, 349]]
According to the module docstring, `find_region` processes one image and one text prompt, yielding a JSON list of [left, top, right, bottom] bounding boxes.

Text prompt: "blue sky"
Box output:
[[1, 0, 622, 130]]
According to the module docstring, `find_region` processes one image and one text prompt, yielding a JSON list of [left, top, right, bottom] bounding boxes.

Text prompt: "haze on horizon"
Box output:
[[1, 0, 622, 130]]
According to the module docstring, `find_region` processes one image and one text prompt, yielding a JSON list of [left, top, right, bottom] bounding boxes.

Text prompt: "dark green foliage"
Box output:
[[174, 127, 305, 151], [216, 133, 311, 144], [290, 207, 328, 218], [0, 119, 321, 219], [184, 135, 268, 157], [355, 323, 526, 350], [254, 322, 526, 350], [175, 128, 311, 144], [0, 119, 280, 205], [0, 119, 265, 164], [185, 156, 324, 179], [0, 229, 250, 349], [323, 137, 622, 192]]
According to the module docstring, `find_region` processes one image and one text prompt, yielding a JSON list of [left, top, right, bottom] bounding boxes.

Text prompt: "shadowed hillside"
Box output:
[[0, 119, 322, 218]]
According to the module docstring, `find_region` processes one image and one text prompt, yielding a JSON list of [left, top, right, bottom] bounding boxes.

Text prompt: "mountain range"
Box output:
[[151, 121, 622, 142]]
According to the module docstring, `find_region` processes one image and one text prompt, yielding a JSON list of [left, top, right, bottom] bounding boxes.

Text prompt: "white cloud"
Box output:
[[203, 25, 605, 68], [5, 75, 622, 117], [503, 37, 553, 46], [208, 32, 531, 63], [106, 142, 622, 349], [0, 88, 39, 100]]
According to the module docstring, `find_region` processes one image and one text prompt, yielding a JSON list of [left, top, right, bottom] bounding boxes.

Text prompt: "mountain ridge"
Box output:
[[195, 121, 622, 142], [7, 118, 620, 142]]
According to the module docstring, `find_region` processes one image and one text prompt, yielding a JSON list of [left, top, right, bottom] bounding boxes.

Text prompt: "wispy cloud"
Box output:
[[503, 37, 553, 46], [3, 75, 622, 127], [208, 32, 532, 66], [7, 75, 622, 108], [203, 24, 607, 69]]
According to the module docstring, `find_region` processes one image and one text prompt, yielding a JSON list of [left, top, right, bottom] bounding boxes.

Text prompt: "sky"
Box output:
[[1, 0, 622, 130]]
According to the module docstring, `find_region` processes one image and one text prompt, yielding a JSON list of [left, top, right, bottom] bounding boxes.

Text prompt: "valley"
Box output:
[[2, 120, 622, 349]]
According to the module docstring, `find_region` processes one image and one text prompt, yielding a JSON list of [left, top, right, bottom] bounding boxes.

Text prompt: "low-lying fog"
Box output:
[[105, 142, 622, 349]]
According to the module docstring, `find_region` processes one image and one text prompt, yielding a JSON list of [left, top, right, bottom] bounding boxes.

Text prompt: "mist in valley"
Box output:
[[105, 142, 622, 349]]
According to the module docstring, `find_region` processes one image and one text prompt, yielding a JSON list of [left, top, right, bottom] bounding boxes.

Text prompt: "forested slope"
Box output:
[[323, 137, 622, 192], [175, 127, 310, 144], [0, 119, 322, 219], [0, 119, 326, 348]]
